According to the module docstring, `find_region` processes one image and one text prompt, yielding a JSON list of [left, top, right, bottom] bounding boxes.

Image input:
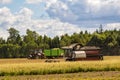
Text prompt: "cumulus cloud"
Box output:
[[105, 23, 120, 30], [62, 0, 120, 24], [86, 0, 120, 16], [1, 0, 120, 39], [0, 7, 81, 39], [19, 8, 33, 16], [0, 7, 15, 28], [0, 7, 16, 38], [26, 0, 42, 4], [26, 0, 120, 25], [0, 0, 12, 4], [0, 27, 9, 39]]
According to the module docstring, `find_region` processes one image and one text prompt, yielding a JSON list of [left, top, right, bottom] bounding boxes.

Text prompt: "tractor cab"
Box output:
[[28, 49, 44, 59]]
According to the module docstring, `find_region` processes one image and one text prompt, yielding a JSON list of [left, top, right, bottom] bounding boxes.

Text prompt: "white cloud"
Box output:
[[26, 0, 42, 4], [26, 0, 120, 25], [0, 0, 12, 4], [26, 0, 68, 10], [105, 23, 120, 30], [44, 0, 78, 23], [0, 27, 9, 39], [0, 7, 16, 39], [31, 19, 81, 38], [0, 7, 15, 28], [19, 8, 33, 16], [0, 7, 81, 39], [45, 0, 68, 10], [86, 0, 120, 16], [1, 0, 120, 39]]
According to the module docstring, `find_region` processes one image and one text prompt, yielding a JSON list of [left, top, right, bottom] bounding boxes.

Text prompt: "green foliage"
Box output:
[[117, 35, 120, 46], [0, 27, 120, 58], [7, 28, 19, 44], [52, 36, 60, 48], [0, 44, 20, 58], [60, 34, 71, 46]]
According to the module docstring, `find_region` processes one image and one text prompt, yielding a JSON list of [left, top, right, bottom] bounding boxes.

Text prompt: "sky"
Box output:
[[0, 0, 120, 39]]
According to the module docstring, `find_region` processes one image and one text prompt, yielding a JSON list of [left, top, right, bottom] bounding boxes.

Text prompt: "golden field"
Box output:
[[0, 56, 120, 76]]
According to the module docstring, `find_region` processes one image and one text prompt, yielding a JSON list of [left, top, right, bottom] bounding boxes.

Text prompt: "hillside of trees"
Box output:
[[0, 27, 120, 58]]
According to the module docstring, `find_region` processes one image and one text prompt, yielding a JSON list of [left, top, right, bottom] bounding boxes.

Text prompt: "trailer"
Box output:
[[61, 43, 103, 61]]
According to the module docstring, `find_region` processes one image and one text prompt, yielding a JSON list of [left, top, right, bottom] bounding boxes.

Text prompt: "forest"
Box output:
[[0, 27, 120, 58]]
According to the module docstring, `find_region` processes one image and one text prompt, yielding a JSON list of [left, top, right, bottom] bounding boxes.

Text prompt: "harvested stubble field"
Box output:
[[0, 56, 120, 80]]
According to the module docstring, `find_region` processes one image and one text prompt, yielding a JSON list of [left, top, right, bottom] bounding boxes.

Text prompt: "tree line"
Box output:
[[0, 27, 120, 58]]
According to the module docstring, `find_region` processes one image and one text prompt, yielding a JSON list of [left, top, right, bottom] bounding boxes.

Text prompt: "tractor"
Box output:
[[28, 49, 45, 59]]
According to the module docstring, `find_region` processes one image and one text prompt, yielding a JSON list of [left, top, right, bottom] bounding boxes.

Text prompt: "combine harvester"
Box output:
[[61, 43, 103, 61], [28, 43, 103, 61]]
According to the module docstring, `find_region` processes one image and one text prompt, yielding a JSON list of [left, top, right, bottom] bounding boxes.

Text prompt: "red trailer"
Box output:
[[61, 43, 103, 61]]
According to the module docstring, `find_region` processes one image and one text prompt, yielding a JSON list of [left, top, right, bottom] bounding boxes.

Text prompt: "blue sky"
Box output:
[[0, 0, 120, 39]]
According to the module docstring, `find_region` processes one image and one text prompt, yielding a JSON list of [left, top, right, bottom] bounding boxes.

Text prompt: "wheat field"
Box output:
[[0, 56, 120, 76]]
